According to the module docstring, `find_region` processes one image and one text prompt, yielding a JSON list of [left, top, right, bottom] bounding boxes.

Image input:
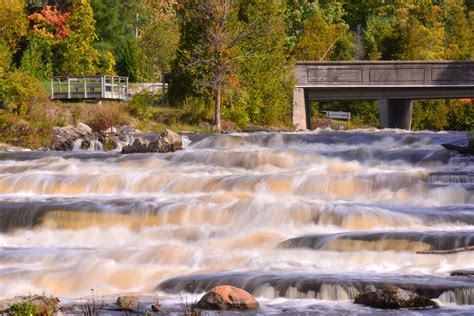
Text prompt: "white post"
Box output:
[[67, 77, 71, 99], [118, 77, 121, 100], [83, 77, 87, 99], [51, 77, 54, 99], [101, 76, 105, 99], [125, 77, 129, 100], [111, 77, 115, 99]]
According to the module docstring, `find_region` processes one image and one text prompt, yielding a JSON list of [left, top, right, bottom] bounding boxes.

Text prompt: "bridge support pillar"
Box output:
[[378, 99, 413, 130], [292, 88, 309, 129]]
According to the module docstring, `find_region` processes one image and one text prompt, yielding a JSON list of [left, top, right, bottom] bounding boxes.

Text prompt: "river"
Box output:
[[0, 129, 473, 314]]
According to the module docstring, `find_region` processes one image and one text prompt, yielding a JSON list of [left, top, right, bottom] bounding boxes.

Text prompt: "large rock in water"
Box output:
[[121, 129, 182, 153], [194, 285, 259, 311], [51, 126, 82, 151], [116, 296, 139, 311], [354, 285, 439, 309]]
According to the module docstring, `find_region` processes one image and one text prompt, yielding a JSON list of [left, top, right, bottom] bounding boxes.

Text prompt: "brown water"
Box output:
[[0, 130, 473, 314]]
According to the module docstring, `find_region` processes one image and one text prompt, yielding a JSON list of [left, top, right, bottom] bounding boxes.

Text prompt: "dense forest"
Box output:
[[0, 0, 473, 139]]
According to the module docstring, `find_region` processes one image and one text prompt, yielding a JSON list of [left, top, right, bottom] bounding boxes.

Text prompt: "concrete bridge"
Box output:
[[293, 61, 474, 129]]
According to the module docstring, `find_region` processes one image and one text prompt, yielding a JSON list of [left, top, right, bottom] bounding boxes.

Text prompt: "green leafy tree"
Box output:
[[140, 0, 180, 80], [20, 36, 53, 79], [117, 38, 143, 82], [293, 10, 353, 61], [90, 0, 143, 75], [0, 40, 12, 74], [235, 0, 293, 126], [0, 0, 28, 54], [57, 0, 103, 75]]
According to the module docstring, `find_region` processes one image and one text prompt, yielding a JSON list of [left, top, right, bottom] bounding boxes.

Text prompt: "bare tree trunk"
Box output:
[[416, 246, 474, 254], [214, 83, 221, 130]]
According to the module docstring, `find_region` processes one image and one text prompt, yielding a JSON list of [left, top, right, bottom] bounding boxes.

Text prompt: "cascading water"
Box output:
[[0, 129, 473, 314]]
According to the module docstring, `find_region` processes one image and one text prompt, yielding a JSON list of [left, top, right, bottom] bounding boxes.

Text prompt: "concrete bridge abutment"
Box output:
[[378, 99, 413, 129]]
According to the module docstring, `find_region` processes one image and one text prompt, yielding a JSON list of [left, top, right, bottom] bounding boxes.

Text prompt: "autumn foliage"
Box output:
[[28, 5, 70, 40]]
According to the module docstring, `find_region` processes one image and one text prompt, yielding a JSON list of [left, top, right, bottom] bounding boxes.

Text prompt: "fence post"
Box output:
[[118, 77, 121, 100], [111, 77, 115, 99], [83, 76, 87, 99], [67, 77, 71, 99], [126, 77, 129, 100], [51, 77, 54, 99], [101, 76, 105, 99]]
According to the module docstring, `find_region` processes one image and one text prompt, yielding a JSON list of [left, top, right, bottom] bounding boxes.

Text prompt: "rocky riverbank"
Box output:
[[49, 122, 183, 154]]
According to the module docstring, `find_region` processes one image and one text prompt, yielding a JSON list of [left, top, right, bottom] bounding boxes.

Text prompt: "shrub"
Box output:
[[127, 92, 157, 121], [180, 96, 212, 125], [83, 102, 130, 132], [0, 71, 45, 116], [10, 301, 38, 316]]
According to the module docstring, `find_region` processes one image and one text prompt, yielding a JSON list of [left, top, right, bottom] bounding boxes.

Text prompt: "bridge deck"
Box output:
[[51, 76, 129, 101]]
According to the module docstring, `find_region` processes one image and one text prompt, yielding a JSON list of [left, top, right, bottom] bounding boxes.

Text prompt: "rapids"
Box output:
[[0, 129, 473, 314]]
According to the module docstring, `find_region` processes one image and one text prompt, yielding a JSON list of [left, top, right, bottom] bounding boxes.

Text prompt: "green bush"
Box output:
[[10, 301, 38, 316], [447, 102, 474, 131], [0, 71, 45, 116], [180, 96, 212, 125], [127, 92, 157, 121]]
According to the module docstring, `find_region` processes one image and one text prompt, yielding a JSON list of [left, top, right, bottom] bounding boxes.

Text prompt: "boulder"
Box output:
[[121, 129, 182, 154], [121, 138, 150, 153], [354, 285, 439, 309], [76, 122, 93, 136], [194, 285, 259, 311], [0, 295, 60, 315], [51, 126, 82, 151], [116, 296, 139, 311], [160, 129, 183, 152], [442, 143, 474, 155], [450, 269, 474, 277]]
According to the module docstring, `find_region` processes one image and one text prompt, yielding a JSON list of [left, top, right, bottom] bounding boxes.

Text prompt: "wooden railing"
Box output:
[[51, 76, 129, 101]]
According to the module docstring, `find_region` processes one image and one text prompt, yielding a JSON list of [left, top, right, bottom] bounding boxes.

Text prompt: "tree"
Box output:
[[0, 41, 12, 74], [172, 0, 244, 130], [90, 0, 143, 75], [293, 10, 353, 61], [57, 0, 103, 75], [0, 0, 28, 54], [234, 0, 293, 127], [140, 0, 180, 80], [117, 38, 143, 82]]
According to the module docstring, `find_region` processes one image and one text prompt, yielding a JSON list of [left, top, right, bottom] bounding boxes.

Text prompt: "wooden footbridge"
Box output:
[[51, 76, 129, 101]]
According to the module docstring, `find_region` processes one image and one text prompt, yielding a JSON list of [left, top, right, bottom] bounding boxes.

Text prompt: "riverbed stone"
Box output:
[[116, 296, 139, 311], [195, 285, 259, 310], [76, 122, 93, 136], [121, 129, 182, 154], [354, 285, 439, 309]]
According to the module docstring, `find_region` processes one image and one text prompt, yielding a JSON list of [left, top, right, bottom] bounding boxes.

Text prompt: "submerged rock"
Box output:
[[121, 129, 182, 154], [116, 296, 139, 311], [354, 285, 439, 309], [442, 143, 474, 155], [450, 270, 474, 277], [195, 285, 259, 311], [0, 295, 60, 314]]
